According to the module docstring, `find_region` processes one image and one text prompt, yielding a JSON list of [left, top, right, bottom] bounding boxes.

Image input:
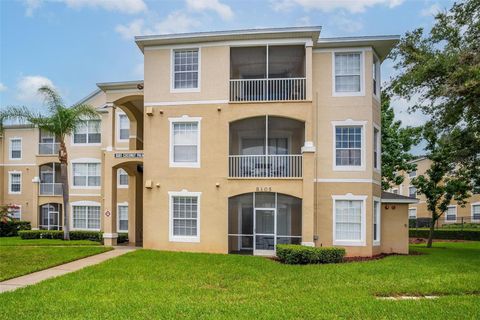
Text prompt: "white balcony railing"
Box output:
[[39, 183, 63, 196], [39, 143, 60, 155], [229, 155, 302, 178], [230, 78, 306, 102]]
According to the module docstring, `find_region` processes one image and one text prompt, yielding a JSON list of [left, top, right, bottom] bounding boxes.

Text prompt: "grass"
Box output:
[[0, 242, 479, 319], [0, 237, 110, 281]]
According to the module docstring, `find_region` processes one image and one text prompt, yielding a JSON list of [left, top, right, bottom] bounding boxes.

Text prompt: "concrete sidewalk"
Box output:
[[0, 246, 137, 293]]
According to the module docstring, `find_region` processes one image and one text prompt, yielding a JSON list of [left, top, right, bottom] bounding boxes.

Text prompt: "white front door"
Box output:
[[254, 208, 276, 256]]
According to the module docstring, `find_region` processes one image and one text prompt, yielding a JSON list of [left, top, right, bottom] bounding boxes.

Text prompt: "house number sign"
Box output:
[[256, 186, 272, 192], [114, 152, 144, 158]]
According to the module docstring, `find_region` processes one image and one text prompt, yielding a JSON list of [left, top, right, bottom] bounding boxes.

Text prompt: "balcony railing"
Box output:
[[229, 155, 302, 178], [230, 78, 306, 102], [39, 143, 60, 155], [39, 183, 63, 196]]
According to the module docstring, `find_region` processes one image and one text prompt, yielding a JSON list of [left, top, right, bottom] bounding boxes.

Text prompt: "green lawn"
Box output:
[[0, 238, 110, 281], [0, 242, 479, 319]]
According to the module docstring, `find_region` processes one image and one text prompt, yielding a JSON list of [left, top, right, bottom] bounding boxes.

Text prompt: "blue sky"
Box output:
[[0, 0, 454, 133]]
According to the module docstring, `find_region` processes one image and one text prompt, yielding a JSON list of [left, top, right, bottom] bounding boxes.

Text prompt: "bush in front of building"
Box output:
[[276, 244, 345, 264], [409, 229, 480, 241], [0, 221, 31, 237], [409, 218, 432, 228], [18, 230, 129, 243]]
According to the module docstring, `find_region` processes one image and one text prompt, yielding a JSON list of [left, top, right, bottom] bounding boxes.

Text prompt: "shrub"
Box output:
[[276, 244, 345, 265], [19, 230, 102, 242], [0, 220, 31, 237], [409, 228, 480, 241], [117, 233, 129, 244], [409, 218, 432, 228]]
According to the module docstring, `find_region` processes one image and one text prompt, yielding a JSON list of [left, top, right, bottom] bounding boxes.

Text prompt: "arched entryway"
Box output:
[[228, 192, 302, 256], [39, 203, 62, 230]]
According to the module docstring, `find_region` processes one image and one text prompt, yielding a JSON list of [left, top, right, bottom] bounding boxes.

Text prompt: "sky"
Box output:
[[0, 0, 456, 149]]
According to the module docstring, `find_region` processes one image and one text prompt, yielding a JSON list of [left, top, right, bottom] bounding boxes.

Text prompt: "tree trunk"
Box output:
[[426, 218, 435, 248], [59, 140, 70, 241]]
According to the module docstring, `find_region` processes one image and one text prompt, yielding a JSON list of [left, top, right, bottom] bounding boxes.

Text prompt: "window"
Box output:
[[169, 191, 201, 242], [9, 205, 21, 220], [373, 126, 380, 170], [118, 204, 128, 232], [408, 208, 417, 219], [409, 170, 417, 178], [117, 168, 128, 187], [73, 163, 101, 187], [118, 114, 130, 141], [445, 206, 457, 222], [333, 195, 366, 246], [372, 54, 380, 97], [9, 172, 21, 194], [172, 49, 199, 90], [170, 118, 201, 167], [334, 52, 362, 94], [10, 138, 22, 159], [472, 204, 480, 221], [73, 120, 101, 144], [335, 126, 362, 167], [72, 205, 100, 230], [392, 189, 399, 194], [409, 186, 417, 198], [373, 200, 381, 245]]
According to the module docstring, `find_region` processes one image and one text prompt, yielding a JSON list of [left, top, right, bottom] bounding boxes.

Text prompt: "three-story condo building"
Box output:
[[0, 27, 417, 256]]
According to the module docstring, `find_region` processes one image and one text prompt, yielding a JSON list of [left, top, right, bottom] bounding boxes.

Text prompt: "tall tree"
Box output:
[[381, 92, 421, 190], [0, 86, 99, 240], [412, 124, 471, 248], [388, 0, 480, 190]]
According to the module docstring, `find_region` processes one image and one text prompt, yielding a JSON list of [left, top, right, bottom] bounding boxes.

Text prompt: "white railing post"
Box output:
[[229, 78, 306, 102], [228, 155, 302, 178]]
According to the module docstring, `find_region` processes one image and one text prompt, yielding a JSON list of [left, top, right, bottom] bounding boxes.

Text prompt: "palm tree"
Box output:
[[0, 86, 99, 240]]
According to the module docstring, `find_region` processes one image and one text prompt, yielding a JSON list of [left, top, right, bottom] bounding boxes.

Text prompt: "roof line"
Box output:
[[317, 35, 400, 43], [74, 88, 102, 106]]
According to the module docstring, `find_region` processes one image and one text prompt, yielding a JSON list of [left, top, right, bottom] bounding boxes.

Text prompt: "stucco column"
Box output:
[[127, 172, 136, 244], [103, 166, 117, 246], [301, 142, 316, 246], [305, 45, 313, 101], [31, 177, 40, 229]]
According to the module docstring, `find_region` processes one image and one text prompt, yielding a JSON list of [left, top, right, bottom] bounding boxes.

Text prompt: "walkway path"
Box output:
[[0, 246, 137, 293]]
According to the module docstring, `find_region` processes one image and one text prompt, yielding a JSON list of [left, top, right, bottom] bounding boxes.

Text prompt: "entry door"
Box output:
[[254, 209, 276, 256]]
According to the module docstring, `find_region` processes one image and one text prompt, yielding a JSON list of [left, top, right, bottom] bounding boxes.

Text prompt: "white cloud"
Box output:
[[116, 11, 200, 39], [330, 13, 363, 33], [391, 95, 429, 127], [272, 0, 404, 13], [420, 3, 441, 17], [23, 0, 42, 17], [0, 83, 7, 92], [186, 0, 234, 20], [23, 0, 146, 16], [296, 16, 311, 26], [16, 76, 56, 103]]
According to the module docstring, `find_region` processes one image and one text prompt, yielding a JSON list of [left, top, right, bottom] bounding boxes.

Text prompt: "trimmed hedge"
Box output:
[[409, 228, 480, 241], [276, 244, 345, 265], [18, 230, 129, 243], [0, 220, 31, 237]]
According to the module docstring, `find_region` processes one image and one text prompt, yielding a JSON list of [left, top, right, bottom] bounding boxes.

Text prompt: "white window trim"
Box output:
[[9, 137, 22, 160], [8, 171, 22, 194], [117, 111, 130, 143], [373, 123, 381, 173], [169, 116, 202, 168], [373, 197, 381, 246], [117, 168, 128, 188], [445, 205, 457, 223], [372, 50, 381, 101], [70, 158, 101, 190], [408, 185, 417, 198], [71, 119, 102, 146], [331, 120, 367, 171], [332, 194, 367, 246], [10, 204, 22, 220], [70, 200, 101, 231], [408, 207, 417, 219], [170, 47, 201, 93], [117, 202, 128, 233], [332, 49, 365, 97], [471, 202, 480, 222], [168, 190, 201, 243]]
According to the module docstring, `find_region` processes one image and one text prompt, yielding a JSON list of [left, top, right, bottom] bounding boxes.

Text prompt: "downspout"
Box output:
[[314, 91, 319, 245]]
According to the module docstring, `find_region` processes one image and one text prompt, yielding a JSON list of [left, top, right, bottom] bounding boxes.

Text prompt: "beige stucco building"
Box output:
[[1, 27, 417, 257]]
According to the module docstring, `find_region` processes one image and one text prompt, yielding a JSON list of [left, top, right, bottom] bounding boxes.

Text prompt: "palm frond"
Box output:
[[0, 106, 44, 128], [38, 86, 64, 114]]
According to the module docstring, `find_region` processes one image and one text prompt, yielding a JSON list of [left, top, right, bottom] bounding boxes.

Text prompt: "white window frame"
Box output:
[[70, 200, 101, 231], [71, 119, 101, 146], [408, 207, 417, 219], [169, 116, 202, 168], [331, 120, 367, 171], [373, 197, 381, 246], [71, 158, 101, 189], [373, 123, 381, 172], [332, 49, 365, 97], [170, 47, 201, 93], [117, 112, 130, 142], [10, 204, 22, 220], [9, 137, 22, 160], [471, 202, 480, 222], [8, 171, 22, 194], [372, 51, 381, 100], [168, 190, 201, 243], [445, 205, 457, 223], [117, 202, 129, 233], [332, 194, 367, 247], [408, 186, 417, 198], [117, 168, 128, 188]]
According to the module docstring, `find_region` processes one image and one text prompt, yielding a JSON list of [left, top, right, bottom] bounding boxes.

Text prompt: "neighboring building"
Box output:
[[0, 26, 417, 257], [390, 157, 480, 225]]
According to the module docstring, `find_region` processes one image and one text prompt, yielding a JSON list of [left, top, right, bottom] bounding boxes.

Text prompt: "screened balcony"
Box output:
[[229, 116, 304, 178], [230, 45, 306, 102], [39, 203, 62, 230], [39, 163, 62, 196], [38, 129, 60, 155]]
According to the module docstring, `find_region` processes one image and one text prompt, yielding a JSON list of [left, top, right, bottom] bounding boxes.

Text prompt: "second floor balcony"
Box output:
[[39, 163, 62, 196], [38, 129, 60, 155]]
